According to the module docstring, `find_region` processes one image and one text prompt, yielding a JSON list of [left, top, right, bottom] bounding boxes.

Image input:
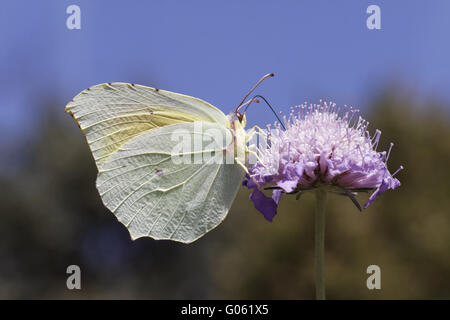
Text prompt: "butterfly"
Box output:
[[65, 74, 273, 243]]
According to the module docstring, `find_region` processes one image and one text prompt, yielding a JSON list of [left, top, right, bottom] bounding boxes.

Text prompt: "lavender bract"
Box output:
[[244, 101, 403, 221]]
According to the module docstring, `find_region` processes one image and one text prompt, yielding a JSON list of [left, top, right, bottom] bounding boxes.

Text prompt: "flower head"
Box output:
[[244, 101, 403, 221]]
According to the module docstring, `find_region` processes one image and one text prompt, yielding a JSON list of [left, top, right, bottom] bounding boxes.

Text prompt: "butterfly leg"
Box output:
[[245, 125, 267, 165], [235, 157, 250, 175], [245, 125, 266, 143], [246, 144, 266, 167]]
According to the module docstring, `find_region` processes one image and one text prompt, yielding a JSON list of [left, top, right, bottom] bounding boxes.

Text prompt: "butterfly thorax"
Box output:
[[227, 112, 247, 164]]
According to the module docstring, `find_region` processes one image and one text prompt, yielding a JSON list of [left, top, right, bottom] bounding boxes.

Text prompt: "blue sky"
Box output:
[[1, 0, 449, 148]]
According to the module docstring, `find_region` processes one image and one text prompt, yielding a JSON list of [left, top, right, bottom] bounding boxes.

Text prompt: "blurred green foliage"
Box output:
[[0, 90, 449, 299]]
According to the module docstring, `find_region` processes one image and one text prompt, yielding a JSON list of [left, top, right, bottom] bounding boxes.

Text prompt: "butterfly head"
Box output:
[[227, 112, 246, 129]]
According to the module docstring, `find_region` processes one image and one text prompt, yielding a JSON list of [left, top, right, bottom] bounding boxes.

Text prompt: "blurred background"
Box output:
[[1, 0, 449, 299]]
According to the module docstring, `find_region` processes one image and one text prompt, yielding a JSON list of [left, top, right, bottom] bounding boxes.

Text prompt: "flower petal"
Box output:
[[276, 179, 298, 193], [243, 174, 258, 189], [363, 177, 401, 209], [249, 189, 278, 222], [272, 189, 282, 204]]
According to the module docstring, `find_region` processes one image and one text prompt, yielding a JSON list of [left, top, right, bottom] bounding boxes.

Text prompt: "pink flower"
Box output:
[[244, 101, 403, 221]]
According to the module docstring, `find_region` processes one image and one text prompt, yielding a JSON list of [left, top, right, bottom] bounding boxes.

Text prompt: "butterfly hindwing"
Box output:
[[96, 122, 244, 243], [66, 84, 246, 243]]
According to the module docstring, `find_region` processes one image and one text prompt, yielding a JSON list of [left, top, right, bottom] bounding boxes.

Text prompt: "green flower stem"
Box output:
[[314, 189, 327, 300]]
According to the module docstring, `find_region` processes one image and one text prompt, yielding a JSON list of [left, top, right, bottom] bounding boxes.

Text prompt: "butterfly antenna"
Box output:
[[244, 95, 286, 130], [239, 98, 260, 110], [235, 73, 275, 113]]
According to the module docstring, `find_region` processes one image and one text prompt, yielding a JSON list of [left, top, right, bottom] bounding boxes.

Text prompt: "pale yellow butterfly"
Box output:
[[65, 74, 273, 243]]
